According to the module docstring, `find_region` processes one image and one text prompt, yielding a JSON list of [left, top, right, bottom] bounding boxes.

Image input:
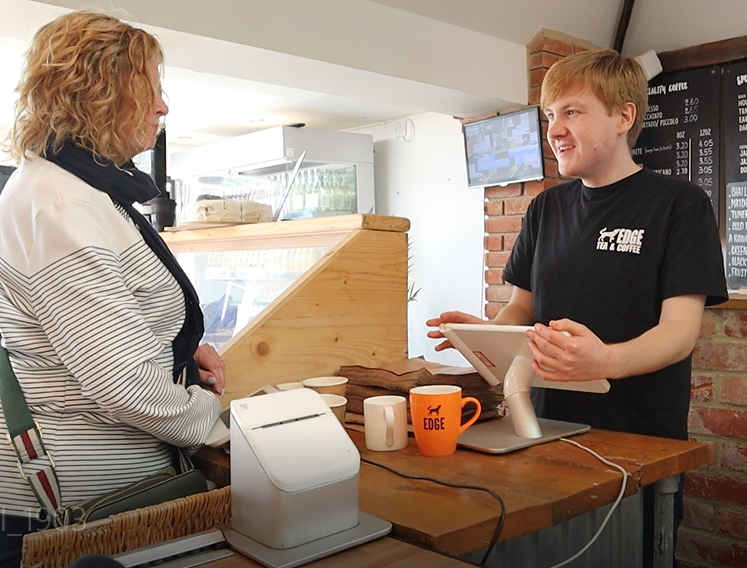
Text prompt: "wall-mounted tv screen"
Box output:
[[463, 106, 544, 188]]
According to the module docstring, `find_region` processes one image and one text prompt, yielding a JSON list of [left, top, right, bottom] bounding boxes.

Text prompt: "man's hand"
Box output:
[[526, 319, 610, 382], [425, 311, 485, 351], [526, 295, 706, 383], [426, 287, 534, 352], [194, 343, 226, 395]]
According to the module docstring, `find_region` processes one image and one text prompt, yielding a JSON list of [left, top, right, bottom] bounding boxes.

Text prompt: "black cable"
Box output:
[[360, 456, 506, 566]]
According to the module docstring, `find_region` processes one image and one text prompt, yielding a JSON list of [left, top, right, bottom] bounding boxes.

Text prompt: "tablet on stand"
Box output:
[[439, 323, 610, 454]]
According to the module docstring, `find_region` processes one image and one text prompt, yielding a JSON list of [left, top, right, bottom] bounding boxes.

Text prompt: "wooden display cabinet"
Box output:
[[161, 214, 409, 407]]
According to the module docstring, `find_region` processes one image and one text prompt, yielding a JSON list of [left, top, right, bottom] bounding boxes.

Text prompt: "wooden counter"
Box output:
[[206, 537, 474, 568], [354, 429, 706, 556], [195, 424, 708, 557]]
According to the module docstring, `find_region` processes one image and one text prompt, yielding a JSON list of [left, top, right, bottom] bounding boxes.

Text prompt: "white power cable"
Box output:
[[544, 437, 630, 568]]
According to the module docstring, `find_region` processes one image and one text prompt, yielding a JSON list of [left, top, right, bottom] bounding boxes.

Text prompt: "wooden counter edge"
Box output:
[[160, 214, 410, 246], [208, 535, 475, 568], [710, 293, 747, 310], [543, 429, 711, 487], [193, 445, 231, 488]]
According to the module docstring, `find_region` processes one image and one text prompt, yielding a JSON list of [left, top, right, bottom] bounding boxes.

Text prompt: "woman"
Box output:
[[0, 11, 224, 566]]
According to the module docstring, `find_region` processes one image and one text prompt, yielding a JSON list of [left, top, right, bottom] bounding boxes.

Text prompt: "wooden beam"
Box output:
[[658, 35, 747, 73], [613, 0, 636, 53]]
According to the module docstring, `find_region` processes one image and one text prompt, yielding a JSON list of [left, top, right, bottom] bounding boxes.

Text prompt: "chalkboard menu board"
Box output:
[[722, 61, 747, 289], [632, 67, 720, 219]]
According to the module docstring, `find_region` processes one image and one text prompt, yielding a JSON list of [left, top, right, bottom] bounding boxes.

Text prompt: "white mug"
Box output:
[[364, 395, 408, 451]]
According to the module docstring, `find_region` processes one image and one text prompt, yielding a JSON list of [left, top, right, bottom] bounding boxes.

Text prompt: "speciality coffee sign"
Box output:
[[632, 67, 720, 221], [722, 61, 747, 289]]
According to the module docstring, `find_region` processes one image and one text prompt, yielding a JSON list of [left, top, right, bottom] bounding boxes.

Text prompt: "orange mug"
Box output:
[[409, 385, 481, 457]]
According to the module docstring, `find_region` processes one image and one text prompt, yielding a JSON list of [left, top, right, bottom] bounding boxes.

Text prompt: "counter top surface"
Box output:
[[351, 427, 707, 555], [196, 422, 708, 557], [206, 536, 473, 568]]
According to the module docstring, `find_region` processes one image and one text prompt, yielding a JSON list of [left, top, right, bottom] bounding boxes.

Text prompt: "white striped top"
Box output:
[[0, 157, 221, 518]]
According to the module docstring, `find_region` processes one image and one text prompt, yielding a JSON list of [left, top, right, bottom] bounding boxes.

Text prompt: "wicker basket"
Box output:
[[21, 486, 232, 568]]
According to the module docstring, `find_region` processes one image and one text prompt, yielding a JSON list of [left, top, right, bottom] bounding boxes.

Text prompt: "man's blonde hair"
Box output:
[[540, 49, 648, 148], [10, 11, 163, 165]]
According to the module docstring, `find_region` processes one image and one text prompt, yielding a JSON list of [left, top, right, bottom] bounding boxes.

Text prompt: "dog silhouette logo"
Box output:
[[427, 405, 441, 416], [598, 227, 620, 242]]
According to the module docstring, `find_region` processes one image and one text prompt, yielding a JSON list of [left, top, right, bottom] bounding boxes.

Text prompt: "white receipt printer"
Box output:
[[230, 388, 360, 549]]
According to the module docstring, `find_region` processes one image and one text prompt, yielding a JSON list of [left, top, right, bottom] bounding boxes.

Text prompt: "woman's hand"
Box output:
[[194, 343, 226, 395], [425, 311, 486, 351]]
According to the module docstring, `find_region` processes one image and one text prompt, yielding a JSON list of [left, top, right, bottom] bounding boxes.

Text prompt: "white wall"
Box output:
[[352, 112, 485, 366]]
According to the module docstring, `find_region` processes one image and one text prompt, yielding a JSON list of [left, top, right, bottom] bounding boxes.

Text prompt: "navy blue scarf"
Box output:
[[46, 142, 204, 385]]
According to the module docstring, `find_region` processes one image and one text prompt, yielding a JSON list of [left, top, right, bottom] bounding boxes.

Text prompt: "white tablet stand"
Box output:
[[458, 353, 591, 454], [439, 323, 606, 454]]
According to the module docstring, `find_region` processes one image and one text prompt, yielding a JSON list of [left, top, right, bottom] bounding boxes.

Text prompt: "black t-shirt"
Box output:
[[503, 168, 728, 439]]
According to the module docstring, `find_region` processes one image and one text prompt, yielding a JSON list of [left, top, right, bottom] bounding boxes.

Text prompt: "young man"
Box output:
[[427, 49, 728, 566]]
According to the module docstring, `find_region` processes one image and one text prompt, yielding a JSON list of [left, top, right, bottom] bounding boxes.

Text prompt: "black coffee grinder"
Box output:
[[146, 130, 176, 232]]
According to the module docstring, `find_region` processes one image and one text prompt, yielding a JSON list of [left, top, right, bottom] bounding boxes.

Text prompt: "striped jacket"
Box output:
[[0, 157, 221, 518]]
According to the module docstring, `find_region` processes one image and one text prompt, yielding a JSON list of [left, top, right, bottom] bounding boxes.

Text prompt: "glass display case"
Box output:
[[178, 244, 330, 350], [172, 162, 360, 224], [161, 214, 409, 406], [169, 126, 374, 223]]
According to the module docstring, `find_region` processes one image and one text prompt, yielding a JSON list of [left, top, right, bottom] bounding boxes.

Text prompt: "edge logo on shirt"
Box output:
[[596, 227, 645, 254]]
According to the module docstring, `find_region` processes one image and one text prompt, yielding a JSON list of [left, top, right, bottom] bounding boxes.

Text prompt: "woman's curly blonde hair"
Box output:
[[10, 11, 164, 165]]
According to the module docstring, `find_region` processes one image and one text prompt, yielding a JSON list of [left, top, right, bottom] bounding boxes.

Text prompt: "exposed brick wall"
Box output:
[[481, 27, 747, 568], [682, 306, 747, 567], [482, 29, 596, 319]]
